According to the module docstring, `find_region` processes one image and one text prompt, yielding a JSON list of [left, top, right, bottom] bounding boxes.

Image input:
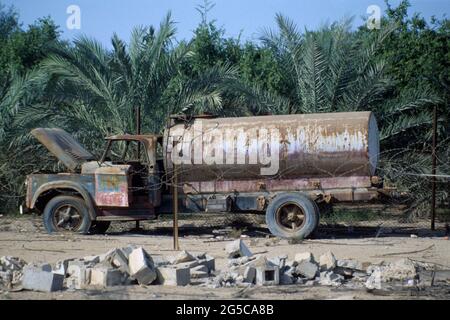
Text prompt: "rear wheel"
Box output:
[[265, 193, 319, 239], [43, 196, 91, 234]]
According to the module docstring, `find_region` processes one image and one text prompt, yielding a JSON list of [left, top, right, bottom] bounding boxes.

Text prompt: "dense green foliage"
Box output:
[[0, 1, 448, 220]]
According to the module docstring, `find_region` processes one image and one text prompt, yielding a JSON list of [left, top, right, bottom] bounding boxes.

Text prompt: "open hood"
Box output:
[[31, 128, 95, 171]]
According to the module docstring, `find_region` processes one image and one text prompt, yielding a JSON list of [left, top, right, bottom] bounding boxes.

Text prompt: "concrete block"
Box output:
[[25, 263, 52, 272], [319, 251, 337, 271], [156, 267, 190, 286], [67, 262, 91, 289], [128, 247, 156, 285], [226, 240, 252, 258], [255, 265, 279, 286], [268, 255, 287, 269], [294, 252, 314, 264], [90, 267, 123, 287], [198, 255, 215, 272], [53, 259, 72, 276], [22, 267, 64, 292], [243, 266, 256, 283], [295, 261, 318, 280], [172, 250, 196, 264]]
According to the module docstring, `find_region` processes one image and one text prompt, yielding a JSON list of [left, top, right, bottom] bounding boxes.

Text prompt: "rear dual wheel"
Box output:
[[265, 193, 319, 239]]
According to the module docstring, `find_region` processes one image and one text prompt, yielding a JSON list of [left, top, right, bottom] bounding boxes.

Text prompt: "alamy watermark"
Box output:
[[367, 5, 381, 30], [66, 5, 81, 30], [168, 120, 280, 176]]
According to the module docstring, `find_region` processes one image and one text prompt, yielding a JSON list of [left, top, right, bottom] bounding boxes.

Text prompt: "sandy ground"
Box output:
[[0, 215, 449, 300]]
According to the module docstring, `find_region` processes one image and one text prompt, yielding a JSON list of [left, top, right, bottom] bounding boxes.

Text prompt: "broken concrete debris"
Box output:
[[90, 266, 124, 287], [128, 247, 157, 285], [22, 266, 64, 292], [156, 267, 190, 286], [0, 246, 444, 293], [294, 252, 315, 264], [295, 260, 319, 280], [319, 251, 337, 271], [226, 239, 253, 258]]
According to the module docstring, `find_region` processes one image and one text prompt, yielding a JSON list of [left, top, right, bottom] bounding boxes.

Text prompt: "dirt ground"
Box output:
[[0, 215, 449, 300]]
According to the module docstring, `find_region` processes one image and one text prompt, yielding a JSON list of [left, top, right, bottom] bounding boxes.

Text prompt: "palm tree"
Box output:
[[13, 13, 238, 145]]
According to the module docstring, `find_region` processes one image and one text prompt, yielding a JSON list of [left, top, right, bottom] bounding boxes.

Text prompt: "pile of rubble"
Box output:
[[205, 240, 442, 289], [0, 239, 446, 293], [0, 245, 215, 292]]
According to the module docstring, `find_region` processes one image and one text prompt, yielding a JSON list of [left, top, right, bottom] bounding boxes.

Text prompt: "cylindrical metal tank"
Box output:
[[163, 111, 379, 182]]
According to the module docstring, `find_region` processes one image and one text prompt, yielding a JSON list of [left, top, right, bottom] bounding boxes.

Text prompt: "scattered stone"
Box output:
[[22, 267, 64, 292], [295, 261, 319, 280], [90, 266, 124, 287], [337, 259, 363, 271], [226, 240, 252, 258], [128, 247, 157, 285], [156, 267, 190, 286], [319, 271, 344, 286], [0, 256, 26, 272], [365, 259, 418, 290], [294, 252, 314, 264], [319, 251, 337, 271]]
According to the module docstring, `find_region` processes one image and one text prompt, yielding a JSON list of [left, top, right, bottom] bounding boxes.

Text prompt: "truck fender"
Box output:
[[30, 181, 97, 220]]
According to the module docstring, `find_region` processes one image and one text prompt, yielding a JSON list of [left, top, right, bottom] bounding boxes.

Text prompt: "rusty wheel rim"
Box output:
[[275, 201, 306, 232], [52, 204, 82, 231]]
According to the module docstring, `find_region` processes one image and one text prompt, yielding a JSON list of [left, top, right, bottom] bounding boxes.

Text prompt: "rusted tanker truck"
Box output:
[[25, 111, 380, 239]]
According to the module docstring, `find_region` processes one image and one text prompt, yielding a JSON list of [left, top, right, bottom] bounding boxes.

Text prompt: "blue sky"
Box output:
[[3, 0, 449, 46]]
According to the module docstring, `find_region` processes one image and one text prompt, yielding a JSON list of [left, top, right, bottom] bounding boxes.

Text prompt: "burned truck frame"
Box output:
[[25, 111, 381, 239]]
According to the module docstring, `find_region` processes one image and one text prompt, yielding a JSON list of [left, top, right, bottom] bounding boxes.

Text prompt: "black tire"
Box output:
[[43, 195, 91, 234], [89, 221, 111, 234], [265, 193, 319, 239]]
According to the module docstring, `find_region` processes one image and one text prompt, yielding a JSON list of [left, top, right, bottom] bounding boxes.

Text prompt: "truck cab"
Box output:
[[26, 128, 163, 234]]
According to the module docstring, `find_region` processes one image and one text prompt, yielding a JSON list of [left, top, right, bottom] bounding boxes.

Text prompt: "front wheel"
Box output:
[[265, 193, 319, 239], [43, 195, 92, 234]]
